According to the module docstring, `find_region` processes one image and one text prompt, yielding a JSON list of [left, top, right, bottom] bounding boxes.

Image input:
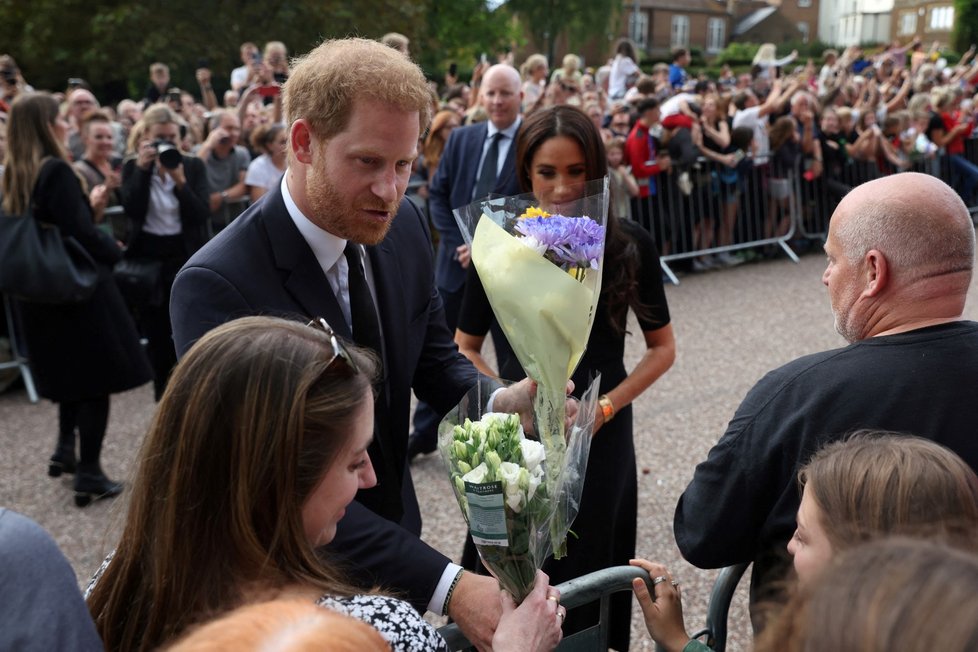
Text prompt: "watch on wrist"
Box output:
[[598, 394, 615, 422]]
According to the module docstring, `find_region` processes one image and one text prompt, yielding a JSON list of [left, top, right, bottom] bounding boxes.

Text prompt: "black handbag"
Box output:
[[0, 207, 98, 304], [113, 257, 163, 307]]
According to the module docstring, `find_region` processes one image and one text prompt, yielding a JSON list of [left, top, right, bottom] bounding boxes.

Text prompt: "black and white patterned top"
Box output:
[[316, 594, 449, 652], [85, 555, 448, 651]]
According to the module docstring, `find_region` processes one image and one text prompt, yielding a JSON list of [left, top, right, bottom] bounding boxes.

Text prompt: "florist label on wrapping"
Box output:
[[465, 481, 509, 546]]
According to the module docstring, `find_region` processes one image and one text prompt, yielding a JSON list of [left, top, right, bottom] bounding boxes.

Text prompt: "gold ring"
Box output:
[[557, 609, 566, 621], [547, 595, 559, 603]]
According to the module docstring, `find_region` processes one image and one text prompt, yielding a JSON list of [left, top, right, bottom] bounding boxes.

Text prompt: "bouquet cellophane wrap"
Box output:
[[452, 177, 609, 558], [438, 378, 600, 602]]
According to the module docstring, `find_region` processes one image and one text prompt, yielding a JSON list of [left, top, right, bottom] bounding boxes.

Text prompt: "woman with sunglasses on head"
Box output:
[[2, 92, 151, 506], [86, 316, 564, 652], [455, 105, 676, 651]]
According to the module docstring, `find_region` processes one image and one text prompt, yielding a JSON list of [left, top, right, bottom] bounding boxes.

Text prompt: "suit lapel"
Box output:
[[456, 122, 488, 205], [262, 190, 351, 338]]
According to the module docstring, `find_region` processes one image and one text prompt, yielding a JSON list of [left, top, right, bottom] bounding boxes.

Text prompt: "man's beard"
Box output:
[[306, 166, 400, 246], [832, 302, 867, 343]]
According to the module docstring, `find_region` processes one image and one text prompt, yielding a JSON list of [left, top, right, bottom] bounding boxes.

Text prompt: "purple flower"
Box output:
[[514, 215, 605, 270]]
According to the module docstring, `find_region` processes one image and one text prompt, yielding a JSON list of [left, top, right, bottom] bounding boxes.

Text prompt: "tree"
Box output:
[[0, 0, 429, 101], [952, 0, 978, 55], [504, 0, 619, 64], [417, 0, 517, 78]]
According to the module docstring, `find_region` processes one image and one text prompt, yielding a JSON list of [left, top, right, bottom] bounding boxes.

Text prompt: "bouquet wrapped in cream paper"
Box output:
[[451, 177, 609, 559], [439, 381, 599, 601]]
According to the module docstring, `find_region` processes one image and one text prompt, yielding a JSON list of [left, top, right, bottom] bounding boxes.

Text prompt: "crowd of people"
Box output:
[[3, 31, 978, 652]]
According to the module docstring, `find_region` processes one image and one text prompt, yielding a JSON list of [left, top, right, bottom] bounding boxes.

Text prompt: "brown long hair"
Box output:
[[2, 92, 71, 214], [515, 104, 652, 332], [757, 539, 978, 652], [797, 432, 978, 552], [423, 109, 458, 176], [88, 316, 378, 652]]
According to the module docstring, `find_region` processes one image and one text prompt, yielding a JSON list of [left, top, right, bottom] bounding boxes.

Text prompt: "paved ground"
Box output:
[[6, 251, 977, 650]]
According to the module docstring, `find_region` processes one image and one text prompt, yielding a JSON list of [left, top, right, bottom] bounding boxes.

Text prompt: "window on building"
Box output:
[[798, 0, 811, 7], [629, 11, 649, 49], [707, 18, 725, 53], [929, 5, 954, 31], [798, 21, 810, 43], [671, 15, 690, 49], [899, 11, 917, 35]]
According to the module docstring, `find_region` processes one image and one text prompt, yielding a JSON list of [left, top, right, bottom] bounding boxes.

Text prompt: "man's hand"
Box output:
[[657, 154, 672, 173], [195, 67, 212, 86], [205, 125, 230, 149], [456, 244, 471, 269], [492, 571, 564, 652], [491, 378, 579, 437], [447, 573, 501, 652]]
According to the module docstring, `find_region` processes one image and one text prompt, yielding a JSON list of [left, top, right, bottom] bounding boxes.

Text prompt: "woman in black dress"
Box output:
[[2, 92, 151, 505], [455, 105, 676, 650]]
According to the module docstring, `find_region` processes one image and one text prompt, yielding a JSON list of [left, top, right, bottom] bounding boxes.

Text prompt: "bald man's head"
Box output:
[[832, 173, 974, 282], [480, 64, 522, 130]]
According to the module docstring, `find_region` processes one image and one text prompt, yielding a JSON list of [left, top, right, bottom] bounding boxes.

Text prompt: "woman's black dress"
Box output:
[[457, 219, 671, 650]]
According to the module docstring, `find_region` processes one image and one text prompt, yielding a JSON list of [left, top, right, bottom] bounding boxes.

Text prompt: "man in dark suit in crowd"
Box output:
[[674, 173, 978, 617], [409, 64, 524, 459], [170, 38, 539, 648]]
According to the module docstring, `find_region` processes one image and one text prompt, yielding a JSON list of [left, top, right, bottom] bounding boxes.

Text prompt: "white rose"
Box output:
[[519, 439, 546, 472], [462, 462, 490, 485], [497, 462, 525, 512]]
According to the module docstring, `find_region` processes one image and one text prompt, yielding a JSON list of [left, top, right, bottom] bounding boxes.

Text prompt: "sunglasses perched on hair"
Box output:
[[307, 317, 359, 374]]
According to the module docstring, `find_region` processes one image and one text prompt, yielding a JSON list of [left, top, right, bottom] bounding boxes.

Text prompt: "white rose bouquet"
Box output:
[[440, 381, 600, 602]]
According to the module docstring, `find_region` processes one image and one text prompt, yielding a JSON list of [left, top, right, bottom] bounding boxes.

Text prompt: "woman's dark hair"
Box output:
[[615, 39, 637, 62], [515, 105, 653, 333], [88, 316, 378, 652], [730, 125, 754, 151]]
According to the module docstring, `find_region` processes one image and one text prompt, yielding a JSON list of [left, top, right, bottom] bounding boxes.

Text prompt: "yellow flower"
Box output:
[[518, 206, 552, 219]]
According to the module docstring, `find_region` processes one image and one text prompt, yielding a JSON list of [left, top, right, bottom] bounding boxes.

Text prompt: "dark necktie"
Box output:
[[343, 242, 401, 522], [473, 132, 502, 200], [343, 242, 383, 362]]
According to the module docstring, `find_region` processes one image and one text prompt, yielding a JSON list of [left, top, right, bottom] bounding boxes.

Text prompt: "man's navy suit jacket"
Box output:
[[428, 121, 521, 295], [170, 185, 481, 610]]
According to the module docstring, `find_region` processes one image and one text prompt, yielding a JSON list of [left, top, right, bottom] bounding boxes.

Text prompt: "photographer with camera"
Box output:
[[121, 104, 209, 400]]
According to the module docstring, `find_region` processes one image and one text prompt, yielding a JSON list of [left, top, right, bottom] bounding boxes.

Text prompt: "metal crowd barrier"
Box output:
[[796, 148, 978, 241], [0, 294, 38, 402], [438, 566, 651, 652], [634, 158, 801, 285], [637, 139, 978, 285]]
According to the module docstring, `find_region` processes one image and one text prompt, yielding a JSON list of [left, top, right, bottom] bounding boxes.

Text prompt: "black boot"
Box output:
[[73, 465, 123, 507], [48, 445, 77, 478]]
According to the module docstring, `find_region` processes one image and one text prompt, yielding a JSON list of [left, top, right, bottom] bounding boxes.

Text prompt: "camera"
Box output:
[[152, 139, 182, 170]]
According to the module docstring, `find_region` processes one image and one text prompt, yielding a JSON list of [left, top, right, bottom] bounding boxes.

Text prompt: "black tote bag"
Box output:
[[0, 208, 99, 304]]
